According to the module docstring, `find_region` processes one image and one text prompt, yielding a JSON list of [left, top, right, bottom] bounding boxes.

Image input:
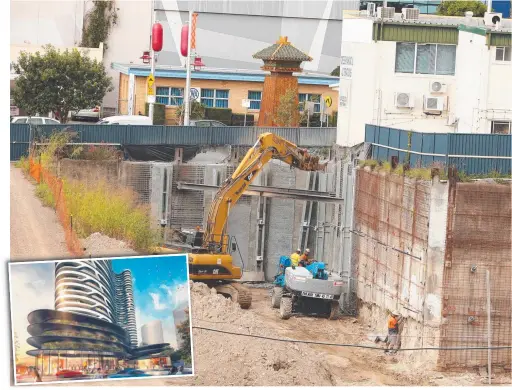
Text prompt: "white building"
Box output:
[[336, 8, 512, 146], [141, 319, 165, 346]]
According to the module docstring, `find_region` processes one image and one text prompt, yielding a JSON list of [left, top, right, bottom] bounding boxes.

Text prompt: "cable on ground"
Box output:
[[192, 325, 512, 352]]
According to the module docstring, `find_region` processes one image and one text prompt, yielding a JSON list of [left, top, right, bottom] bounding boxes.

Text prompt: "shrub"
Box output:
[[35, 182, 55, 207], [63, 180, 159, 251], [205, 107, 232, 125], [15, 156, 30, 173], [145, 102, 166, 125]]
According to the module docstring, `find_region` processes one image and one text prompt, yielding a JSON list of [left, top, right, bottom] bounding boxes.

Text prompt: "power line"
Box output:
[[192, 325, 512, 352]]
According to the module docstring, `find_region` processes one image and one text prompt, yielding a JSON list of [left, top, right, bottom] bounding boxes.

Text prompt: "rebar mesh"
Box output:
[[120, 162, 152, 204], [438, 182, 511, 369], [169, 164, 205, 229]]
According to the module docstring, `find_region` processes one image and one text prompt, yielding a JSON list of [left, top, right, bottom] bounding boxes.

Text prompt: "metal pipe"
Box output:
[[183, 10, 193, 126], [487, 0, 492, 13], [148, 0, 156, 124]]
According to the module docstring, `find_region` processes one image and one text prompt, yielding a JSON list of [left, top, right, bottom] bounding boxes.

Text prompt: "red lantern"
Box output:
[[152, 23, 163, 52], [192, 57, 205, 71], [180, 25, 189, 57]]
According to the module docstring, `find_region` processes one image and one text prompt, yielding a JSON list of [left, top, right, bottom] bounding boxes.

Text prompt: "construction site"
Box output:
[[13, 131, 510, 386]]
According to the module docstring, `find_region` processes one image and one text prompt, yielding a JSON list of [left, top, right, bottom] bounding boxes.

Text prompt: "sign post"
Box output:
[[242, 99, 250, 127]]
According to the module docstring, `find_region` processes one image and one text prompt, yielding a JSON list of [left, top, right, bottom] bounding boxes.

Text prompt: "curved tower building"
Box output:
[[55, 260, 116, 323], [115, 270, 138, 348]]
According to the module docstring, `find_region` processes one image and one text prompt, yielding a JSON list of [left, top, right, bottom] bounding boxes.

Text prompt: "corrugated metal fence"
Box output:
[[365, 125, 512, 175], [10, 123, 336, 161]]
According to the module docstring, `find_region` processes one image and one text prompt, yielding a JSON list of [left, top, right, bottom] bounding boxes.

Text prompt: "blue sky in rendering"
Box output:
[[112, 254, 190, 348], [9, 254, 190, 360]]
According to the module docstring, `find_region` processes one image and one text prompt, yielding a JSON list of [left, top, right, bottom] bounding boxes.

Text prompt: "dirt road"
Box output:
[[10, 165, 69, 261]]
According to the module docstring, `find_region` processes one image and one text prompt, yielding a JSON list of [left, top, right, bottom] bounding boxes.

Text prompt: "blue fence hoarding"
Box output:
[[9, 124, 337, 161], [365, 124, 512, 175]]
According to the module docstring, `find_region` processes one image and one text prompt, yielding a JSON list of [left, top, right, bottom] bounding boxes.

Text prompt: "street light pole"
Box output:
[[148, 0, 156, 124], [183, 10, 193, 126]]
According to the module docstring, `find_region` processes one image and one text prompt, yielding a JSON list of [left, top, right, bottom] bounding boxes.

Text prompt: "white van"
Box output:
[[97, 115, 153, 125]]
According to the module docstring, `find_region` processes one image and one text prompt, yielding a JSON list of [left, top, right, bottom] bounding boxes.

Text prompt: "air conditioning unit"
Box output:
[[367, 2, 376, 17], [377, 6, 395, 19], [395, 92, 414, 108], [402, 7, 420, 20], [484, 12, 502, 27], [424, 96, 445, 111], [429, 80, 447, 94]]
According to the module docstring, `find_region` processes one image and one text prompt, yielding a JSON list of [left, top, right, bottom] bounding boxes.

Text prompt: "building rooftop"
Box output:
[[252, 36, 312, 62], [112, 63, 338, 86], [343, 10, 512, 32]]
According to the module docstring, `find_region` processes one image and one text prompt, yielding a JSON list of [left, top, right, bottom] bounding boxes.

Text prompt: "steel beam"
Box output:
[[177, 182, 344, 204]]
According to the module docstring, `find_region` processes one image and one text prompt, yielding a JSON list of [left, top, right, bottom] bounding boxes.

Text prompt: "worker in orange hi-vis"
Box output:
[[385, 311, 402, 354]]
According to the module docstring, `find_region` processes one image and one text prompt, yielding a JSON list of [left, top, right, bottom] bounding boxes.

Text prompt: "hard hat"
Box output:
[[392, 310, 399, 316], [305, 248, 310, 253], [296, 248, 301, 252]]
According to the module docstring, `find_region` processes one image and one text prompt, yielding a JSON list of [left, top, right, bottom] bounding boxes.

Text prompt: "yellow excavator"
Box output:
[[160, 132, 327, 308]]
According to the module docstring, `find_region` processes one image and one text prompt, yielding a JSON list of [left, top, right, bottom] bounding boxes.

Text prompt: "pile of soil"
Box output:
[[81, 232, 138, 258], [187, 282, 336, 386]]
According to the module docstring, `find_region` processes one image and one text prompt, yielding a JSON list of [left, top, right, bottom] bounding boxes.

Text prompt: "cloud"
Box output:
[[149, 292, 167, 311], [160, 282, 189, 310], [9, 264, 55, 358]]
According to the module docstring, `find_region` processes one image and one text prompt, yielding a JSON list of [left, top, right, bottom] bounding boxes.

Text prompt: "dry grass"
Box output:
[[358, 159, 511, 183]]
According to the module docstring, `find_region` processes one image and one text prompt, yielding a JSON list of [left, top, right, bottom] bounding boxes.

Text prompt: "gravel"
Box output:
[[81, 232, 138, 258], [10, 165, 70, 261]]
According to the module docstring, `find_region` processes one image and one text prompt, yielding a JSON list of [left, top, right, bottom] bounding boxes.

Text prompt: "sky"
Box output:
[[9, 254, 190, 360]]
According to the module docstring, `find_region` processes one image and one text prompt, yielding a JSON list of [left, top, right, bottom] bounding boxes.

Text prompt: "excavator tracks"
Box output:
[[214, 282, 252, 309]]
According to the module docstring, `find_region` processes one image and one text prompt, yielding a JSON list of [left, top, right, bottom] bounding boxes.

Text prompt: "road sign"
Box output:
[[147, 86, 154, 96], [147, 73, 155, 87], [242, 99, 250, 108], [324, 95, 332, 108], [190, 88, 200, 101]]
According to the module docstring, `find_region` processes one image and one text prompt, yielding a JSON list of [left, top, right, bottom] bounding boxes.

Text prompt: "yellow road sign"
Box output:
[[147, 86, 154, 96], [324, 96, 332, 108], [147, 74, 155, 87]]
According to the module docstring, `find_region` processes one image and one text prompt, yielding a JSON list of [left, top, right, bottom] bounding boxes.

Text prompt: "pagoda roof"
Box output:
[[253, 36, 312, 62]]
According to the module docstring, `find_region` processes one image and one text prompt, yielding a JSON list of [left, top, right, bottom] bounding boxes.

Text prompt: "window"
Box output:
[[491, 121, 511, 134], [155, 87, 184, 106], [496, 46, 511, 62], [248, 91, 262, 110], [201, 89, 229, 108], [13, 117, 27, 123], [29, 118, 44, 125], [395, 43, 456, 75], [299, 93, 321, 113]]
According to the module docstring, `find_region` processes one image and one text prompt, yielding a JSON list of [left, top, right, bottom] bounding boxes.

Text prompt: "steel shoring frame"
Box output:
[[177, 182, 344, 204]]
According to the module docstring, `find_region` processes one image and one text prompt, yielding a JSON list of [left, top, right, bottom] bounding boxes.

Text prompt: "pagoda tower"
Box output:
[[253, 36, 312, 127]]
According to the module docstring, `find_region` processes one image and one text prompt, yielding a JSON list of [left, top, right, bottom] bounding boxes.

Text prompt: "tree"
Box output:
[[274, 87, 302, 127], [175, 101, 206, 125], [81, 0, 118, 49], [176, 315, 191, 359], [11, 45, 113, 123], [14, 332, 20, 364], [331, 66, 340, 76], [436, 1, 488, 17]]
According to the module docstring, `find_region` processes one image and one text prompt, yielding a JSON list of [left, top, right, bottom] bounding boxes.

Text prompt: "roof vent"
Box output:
[[402, 7, 420, 20]]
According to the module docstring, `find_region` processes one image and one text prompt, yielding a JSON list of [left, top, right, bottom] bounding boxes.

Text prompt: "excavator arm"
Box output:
[[203, 132, 326, 252]]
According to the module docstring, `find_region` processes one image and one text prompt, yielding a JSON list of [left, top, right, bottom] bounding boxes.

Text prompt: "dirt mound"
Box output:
[[188, 282, 336, 386], [81, 232, 138, 258]]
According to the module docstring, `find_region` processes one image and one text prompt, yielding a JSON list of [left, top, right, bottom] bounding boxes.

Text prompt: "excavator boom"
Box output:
[[188, 132, 326, 309], [203, 132, 326, 252]]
